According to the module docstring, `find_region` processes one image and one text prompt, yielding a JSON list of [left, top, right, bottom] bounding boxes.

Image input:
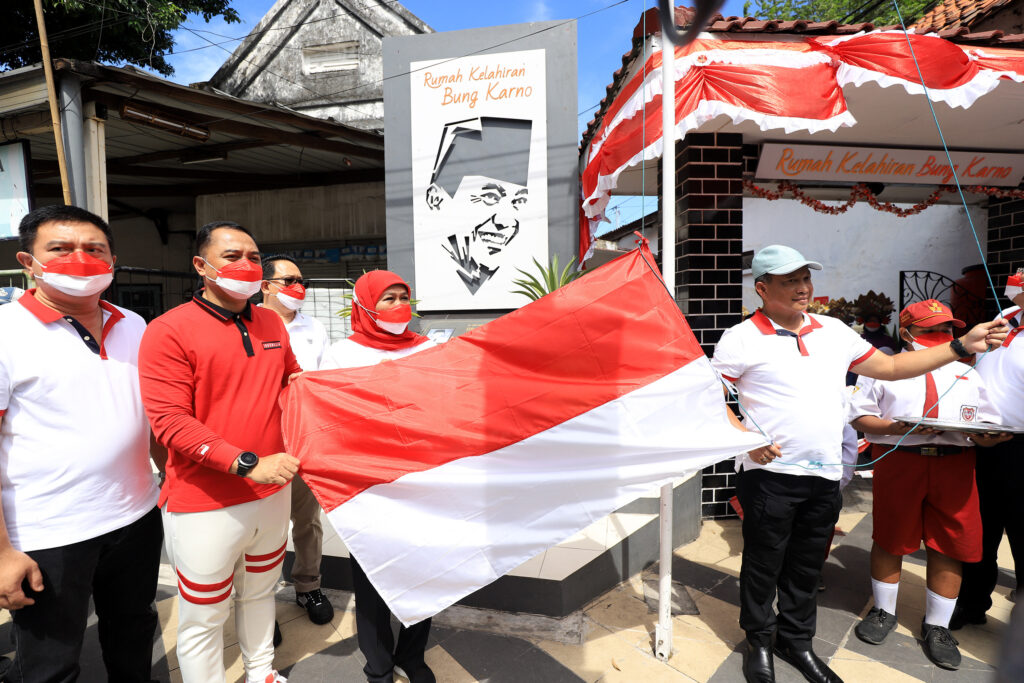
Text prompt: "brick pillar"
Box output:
[[987, 189, 1024, 314], [673, 131, 745, 519]]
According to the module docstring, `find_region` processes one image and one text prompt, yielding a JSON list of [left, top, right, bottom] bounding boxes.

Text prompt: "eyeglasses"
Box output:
[[267, 277, 304, 286]]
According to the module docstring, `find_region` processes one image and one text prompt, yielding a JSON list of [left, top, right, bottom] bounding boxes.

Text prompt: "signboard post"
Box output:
[[383, 22, 578, 318]]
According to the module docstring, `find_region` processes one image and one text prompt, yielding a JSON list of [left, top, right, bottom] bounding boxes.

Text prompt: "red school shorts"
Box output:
[[871, 444, 982, 562]]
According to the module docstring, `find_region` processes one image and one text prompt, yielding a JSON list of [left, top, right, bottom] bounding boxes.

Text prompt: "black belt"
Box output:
[[892, 444, 969, 457]]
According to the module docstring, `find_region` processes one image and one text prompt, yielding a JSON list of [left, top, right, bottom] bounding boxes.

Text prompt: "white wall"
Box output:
[[742, 198, 988, 315]]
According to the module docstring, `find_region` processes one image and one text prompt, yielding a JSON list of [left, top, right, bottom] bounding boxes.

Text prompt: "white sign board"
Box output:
[[757, 143, 1024, 187], [410, 49, 548, 311], [0, 141, 32, 240]]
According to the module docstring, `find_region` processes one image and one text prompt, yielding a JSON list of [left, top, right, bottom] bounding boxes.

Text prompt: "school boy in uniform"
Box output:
[[711, 245, 1008, 683], [139, 222, 302, 683], [849, 299, 1009, 670]]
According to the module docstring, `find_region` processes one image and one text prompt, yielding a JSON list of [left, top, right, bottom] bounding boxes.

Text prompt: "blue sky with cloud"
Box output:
[[163, 0, 748, 226]]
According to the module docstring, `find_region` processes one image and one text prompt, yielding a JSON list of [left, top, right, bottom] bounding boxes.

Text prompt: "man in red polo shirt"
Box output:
[[0, 205, 162, 682], [139, 221, 301, 683]]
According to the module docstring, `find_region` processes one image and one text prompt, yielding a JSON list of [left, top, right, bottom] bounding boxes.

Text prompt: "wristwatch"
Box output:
[[950, 338, 971, 358], [235, 451, 259, 478]]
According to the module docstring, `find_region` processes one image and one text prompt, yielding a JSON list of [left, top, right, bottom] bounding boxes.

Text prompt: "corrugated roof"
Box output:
[[913, 0, 1020, 33], [580, 6, 1024, 151]]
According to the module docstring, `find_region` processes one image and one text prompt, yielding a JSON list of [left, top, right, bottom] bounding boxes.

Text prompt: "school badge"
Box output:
[[961, 405, 977, 422]]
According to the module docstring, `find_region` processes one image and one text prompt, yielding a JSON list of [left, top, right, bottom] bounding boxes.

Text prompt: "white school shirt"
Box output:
[[285, 311, 331, 371], [711, 311, 876, 480], [320, 338, 436, 370], [0, 291, 159, 551], [975, 306, 1024, 428], [850, 353, 1001, 447]]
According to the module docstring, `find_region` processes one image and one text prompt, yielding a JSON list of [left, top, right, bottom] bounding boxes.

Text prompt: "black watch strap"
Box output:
[[235, 451, 259, 477], [950, 338, 971, 358]]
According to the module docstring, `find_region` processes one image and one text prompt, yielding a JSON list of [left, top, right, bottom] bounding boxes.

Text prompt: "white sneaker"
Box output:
[[250, 671, 287, 683]]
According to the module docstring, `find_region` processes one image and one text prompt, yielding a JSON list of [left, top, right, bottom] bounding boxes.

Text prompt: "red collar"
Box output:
[[18, 288, 124, 324], [1002, 307, 1022, 348], [751, 310, 822, 356], [19, 289, 125, 359]]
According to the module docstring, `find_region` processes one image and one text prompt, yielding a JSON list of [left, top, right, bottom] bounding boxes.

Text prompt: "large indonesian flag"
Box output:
[[280, 246, 765, 625]]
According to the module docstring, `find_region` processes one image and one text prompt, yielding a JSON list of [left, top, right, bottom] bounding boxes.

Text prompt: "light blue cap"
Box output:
[[751, 245, 822, 281]]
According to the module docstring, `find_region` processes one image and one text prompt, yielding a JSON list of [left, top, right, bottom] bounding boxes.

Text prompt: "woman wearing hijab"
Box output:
[[320, 270, 436, 683]]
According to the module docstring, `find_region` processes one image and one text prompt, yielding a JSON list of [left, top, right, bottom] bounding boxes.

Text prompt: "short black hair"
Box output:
[[18, 205, 114, 254], [195, 220, 255, 257], [754, 273, 773, 286], [261, 254, 298, 280]]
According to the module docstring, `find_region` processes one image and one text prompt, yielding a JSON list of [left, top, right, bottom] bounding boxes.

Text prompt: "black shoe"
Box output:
[[742, 642, 775, 683], [854, 607, 897, 645], [296, 588, 335, 625], [394, 664, 436, 683], [773, 641, 843, 683], [921, 621, 961, 670], [948, 605, 986, 631], [273, 620, 282, 647]]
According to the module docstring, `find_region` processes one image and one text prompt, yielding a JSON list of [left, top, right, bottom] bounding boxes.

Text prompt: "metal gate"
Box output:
[[105, 267, 199, 322]]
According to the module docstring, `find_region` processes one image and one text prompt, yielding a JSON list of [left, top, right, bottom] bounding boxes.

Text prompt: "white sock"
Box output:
[[871, 578, 899, 614], [924, 589, 957, 628]]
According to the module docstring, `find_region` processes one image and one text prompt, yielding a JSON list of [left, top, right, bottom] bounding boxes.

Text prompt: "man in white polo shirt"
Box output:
[[954, 269, 1023, 629], [0, 205, 162, 682], [260, 254, 334, 626], [712, 245, 1007, 683]]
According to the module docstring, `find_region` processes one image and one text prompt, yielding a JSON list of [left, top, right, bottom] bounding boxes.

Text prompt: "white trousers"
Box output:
[[163, 485, 290, 683]]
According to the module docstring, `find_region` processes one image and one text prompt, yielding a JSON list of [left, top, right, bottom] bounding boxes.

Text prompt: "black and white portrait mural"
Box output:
[[411, 50, 548, 310]]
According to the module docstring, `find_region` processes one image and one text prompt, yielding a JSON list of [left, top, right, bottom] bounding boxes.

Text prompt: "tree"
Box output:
[[741, 0, 936, 27], [1, 0, 239, 76]]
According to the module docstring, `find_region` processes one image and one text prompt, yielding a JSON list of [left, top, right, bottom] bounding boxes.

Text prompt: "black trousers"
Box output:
[[350, 558, 433, 683], [736, 468, 841, 649], [8, 506, 163, 683], [957, 434, 1023, 615]]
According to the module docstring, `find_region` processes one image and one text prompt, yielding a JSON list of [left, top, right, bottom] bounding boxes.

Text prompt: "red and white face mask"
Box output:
[[354, 295, 412, 335], [202, 258, 262, 299], [907, 330, 954, 350], [1006, 272, 1023, 301], [33, 252, 113, 297], [275, 283, 306, 311]]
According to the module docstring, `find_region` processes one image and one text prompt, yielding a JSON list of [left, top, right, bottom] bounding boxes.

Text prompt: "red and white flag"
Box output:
[[281, 246, 765, 625]]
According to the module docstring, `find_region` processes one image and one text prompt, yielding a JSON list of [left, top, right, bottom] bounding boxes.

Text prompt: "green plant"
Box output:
[[510, 254, 583, 301]]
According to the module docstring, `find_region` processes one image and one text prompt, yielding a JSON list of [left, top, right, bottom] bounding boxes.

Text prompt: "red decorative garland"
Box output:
[[743, 180, 1024, 217]]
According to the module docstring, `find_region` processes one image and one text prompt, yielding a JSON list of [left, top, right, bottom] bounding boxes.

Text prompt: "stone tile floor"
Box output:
[[1, 478, 1017, 681]]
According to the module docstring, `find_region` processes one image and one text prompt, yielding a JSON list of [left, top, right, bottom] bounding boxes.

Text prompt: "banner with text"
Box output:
[[757, 143, 1024, 187]]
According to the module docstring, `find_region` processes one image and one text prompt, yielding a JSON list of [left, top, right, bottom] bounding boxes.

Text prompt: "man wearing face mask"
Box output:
[[138, 221, 302, 683], [954, 269, 1024, 631], [0, 205, 162, 682], [848, 300, 1009, 670], [713, 246, 1009, 683], [258, 255, 333, 625]]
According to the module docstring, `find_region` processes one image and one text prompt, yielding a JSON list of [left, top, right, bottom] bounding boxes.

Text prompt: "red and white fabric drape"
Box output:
[[581, 30, 1024, 233]]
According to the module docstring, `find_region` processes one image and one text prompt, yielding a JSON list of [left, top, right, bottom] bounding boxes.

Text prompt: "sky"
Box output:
[[163, 0, 750, 229]]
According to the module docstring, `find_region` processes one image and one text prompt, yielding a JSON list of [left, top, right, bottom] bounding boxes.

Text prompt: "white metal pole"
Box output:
[[654, 29, 676, 662]]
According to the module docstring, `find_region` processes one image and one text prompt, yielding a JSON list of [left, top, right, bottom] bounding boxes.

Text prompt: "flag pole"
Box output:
[[33, 0, 72, 206], [654, 21, 676, 663]]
